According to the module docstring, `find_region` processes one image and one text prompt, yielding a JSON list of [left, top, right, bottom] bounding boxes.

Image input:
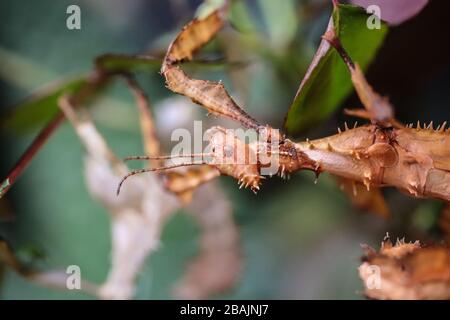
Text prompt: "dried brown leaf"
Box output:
[[163, 9, 226, 65], [164, 165, 221, 205]]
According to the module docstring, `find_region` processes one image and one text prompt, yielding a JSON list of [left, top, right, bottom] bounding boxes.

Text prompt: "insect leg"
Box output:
[[121, 73, 162, 167], [116, 162, 210, 195]]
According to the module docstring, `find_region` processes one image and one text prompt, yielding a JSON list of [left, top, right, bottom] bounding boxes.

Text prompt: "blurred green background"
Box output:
[[1, 0, 450, 299]]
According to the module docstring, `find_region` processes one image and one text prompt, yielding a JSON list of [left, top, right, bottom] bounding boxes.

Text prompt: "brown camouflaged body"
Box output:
[[294, 124, 450, 202]]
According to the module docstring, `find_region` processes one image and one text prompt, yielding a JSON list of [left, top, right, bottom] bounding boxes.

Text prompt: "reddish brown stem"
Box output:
[[0, 112, 64, 198], [0, 71, 110, 199]]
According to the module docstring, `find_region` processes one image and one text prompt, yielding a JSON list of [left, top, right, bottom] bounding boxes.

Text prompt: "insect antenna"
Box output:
[[116, 161, 209, 195], [123, 153, 214, 162], [256, 150, 292, 156]]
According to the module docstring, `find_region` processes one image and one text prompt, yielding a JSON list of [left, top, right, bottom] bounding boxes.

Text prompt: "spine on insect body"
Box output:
[[293, 124, 450, 202]]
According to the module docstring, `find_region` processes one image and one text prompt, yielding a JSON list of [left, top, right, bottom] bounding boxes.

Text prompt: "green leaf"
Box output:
[[284, 4, 388, 136], [1, 77, 88, 132]]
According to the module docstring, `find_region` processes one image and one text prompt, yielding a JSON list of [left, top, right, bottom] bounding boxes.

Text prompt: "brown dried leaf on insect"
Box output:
[[359, 234, 450, 300], [0, 237, 99, 296], [164, 165, 221, 205]]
